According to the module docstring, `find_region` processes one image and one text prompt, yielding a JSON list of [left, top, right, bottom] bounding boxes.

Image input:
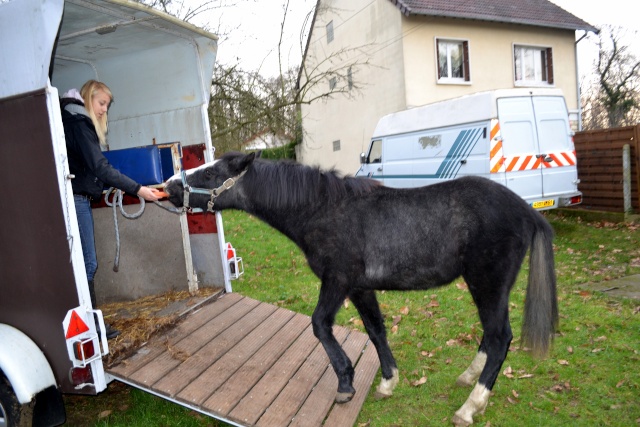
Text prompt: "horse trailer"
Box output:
[[0, 0, 235, 425], [356, 89, 583, 210]]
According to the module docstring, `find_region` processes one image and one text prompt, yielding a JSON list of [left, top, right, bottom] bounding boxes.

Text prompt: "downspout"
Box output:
[[575, 31, 589, 131]]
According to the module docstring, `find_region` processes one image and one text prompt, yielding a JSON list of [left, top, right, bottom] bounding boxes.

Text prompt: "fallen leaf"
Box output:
[[427, 299, 440, 308], [391, 324, 399, 334], [98, 410, 112, 419], [392, 315, 402, 327], [518, 374, 534, 379], [558, 359, 570, 365], [411, 376, 427, 386], [400, 306, 410, 315], [456, 282, 468, 290], [567, 346, 573, 354], [594, 336, 607, 342], [503, 366, 514, 378]]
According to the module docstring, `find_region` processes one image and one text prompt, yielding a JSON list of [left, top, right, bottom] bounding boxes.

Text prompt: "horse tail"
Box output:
[[521, 218, 558, 358]]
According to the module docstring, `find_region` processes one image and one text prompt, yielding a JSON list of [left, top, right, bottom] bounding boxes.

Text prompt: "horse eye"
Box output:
[[205, 169, 213, 178]]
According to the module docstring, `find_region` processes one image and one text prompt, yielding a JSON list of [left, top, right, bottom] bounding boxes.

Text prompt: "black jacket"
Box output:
[[61, 100, 141, 200]]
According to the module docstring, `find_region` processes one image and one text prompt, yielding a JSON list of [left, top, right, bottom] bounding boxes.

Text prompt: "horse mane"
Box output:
[[243, 158, 380, 210]]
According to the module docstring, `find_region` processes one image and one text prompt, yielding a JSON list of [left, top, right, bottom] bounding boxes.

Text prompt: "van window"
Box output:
[[368, 139, 382, 163]]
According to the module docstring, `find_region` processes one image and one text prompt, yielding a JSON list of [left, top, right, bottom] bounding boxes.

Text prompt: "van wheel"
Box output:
[[0, 371, 33, 427]]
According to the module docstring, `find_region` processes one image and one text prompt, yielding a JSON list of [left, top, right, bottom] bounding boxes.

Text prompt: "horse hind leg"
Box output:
[[452, 314, 512, 426], [453, 271, 516, 425], [349, 290, 399, 399]]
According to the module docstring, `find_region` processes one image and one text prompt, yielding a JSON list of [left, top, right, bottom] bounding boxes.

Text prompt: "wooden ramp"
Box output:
[[107, 292, 379, 427]]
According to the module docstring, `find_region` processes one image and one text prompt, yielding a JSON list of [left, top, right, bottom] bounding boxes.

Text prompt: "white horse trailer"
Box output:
[[0, 0, 237, 424]]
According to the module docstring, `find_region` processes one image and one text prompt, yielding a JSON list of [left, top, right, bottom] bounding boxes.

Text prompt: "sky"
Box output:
[[195, 0, 316, 77], [197, 0, 639, 79]]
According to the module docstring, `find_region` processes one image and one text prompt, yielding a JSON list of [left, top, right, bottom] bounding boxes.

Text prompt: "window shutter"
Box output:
[[463, 41, 470, 81], [436, 38, 443, 79], [546, 48, 554, 84]]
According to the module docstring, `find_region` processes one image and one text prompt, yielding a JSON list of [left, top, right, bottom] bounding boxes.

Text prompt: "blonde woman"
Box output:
[[61, 80, 160, 339]]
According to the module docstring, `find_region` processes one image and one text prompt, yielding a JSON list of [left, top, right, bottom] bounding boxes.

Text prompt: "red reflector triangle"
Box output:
[[65, 310, 90, 339]]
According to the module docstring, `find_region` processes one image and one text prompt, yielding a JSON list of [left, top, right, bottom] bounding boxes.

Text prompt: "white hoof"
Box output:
[[374, 367, 399, 398]]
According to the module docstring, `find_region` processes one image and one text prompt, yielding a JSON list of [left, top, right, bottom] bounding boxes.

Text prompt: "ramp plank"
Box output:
[[287, 332, 371, 427], [107, 294, 379, 427], [108, 292, 244, 377], [177, 307, 296, 405]]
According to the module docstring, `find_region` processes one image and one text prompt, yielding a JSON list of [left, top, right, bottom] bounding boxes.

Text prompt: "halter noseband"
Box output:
[[183, 168, 247, 213]]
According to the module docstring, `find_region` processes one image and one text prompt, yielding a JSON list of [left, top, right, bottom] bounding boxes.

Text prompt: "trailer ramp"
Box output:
[[107, 292, 379, 426]]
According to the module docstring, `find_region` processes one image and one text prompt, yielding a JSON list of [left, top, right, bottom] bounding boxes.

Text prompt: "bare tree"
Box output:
[[582, 25, 640, 130], [136, 0, 372, 156]]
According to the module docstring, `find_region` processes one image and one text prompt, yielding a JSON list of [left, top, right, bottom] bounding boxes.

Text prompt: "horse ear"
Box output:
[[230, 152, 257, 173], [255, 150, 263, 159]]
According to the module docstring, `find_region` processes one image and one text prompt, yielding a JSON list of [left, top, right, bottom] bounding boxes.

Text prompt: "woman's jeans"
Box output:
[[74, 194, 98, 282]]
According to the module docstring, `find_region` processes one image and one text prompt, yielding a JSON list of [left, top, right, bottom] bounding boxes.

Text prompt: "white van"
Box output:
[[356, 89, 582, 210]]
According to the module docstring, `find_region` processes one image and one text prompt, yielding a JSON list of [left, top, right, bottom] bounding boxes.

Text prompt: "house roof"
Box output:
[[389, 0, 598, 33]]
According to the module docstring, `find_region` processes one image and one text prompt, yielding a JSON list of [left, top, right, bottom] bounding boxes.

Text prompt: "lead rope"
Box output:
[[104, 188, 146, 272]]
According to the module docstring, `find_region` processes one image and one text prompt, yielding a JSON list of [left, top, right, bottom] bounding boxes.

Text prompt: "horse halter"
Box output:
[[183, 168, 248, 213]]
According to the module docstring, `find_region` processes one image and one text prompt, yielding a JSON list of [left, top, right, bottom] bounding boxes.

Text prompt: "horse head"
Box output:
[[164, 151, 258, 211]]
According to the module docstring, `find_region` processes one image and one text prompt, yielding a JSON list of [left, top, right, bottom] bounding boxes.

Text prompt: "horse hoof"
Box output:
[[335, 391, 355, 403], [451, 414, 472, 427]]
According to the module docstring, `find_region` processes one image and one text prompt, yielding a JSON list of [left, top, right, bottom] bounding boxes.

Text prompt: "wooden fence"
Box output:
[[573, 124, 640, 213]]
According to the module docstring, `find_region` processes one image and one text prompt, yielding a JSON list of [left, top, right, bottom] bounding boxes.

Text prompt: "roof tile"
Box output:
[[391, 0, 598, 32]]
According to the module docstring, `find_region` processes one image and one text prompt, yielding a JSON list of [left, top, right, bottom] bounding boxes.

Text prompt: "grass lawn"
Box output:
[[65, 209, 640, 426]]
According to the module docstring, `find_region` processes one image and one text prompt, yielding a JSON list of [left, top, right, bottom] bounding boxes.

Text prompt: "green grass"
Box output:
[[66, 210, 640, 426]]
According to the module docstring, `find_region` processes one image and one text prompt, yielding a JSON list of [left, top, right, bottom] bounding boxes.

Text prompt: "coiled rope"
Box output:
[[104, 188, 145, 272]]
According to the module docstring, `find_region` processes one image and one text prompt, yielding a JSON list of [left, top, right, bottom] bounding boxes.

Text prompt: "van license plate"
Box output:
[[532, 199, 555, 209]]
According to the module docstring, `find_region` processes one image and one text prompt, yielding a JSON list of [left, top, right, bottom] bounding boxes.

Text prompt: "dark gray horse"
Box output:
[[164, 151, 558, 426]]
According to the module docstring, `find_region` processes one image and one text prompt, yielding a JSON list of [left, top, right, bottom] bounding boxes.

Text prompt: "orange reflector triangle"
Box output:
[[65, 310, 90, 339]]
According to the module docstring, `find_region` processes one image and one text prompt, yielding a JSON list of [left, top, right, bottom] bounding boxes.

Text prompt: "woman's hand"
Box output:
[[137, 186, 162, 201]]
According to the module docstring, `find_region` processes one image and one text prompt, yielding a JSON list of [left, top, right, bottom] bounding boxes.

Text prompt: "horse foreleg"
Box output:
[[312, 285, 355, 403], [349, 290, 399, 399]]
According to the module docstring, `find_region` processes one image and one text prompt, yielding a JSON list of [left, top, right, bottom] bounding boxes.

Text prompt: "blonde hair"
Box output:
[[80, 80, 113, 147]]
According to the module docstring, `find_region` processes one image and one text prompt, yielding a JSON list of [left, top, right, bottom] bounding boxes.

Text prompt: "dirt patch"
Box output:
[[580, 275, 640, 300]]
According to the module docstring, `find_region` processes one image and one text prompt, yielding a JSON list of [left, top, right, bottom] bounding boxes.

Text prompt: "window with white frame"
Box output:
[[514, 45, 553, 85], [326, 20, 334, 43], [436, 38, 470, 83], [332, 140, 341, 151]]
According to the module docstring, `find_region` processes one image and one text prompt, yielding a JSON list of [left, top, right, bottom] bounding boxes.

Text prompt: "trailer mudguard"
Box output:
[[0, 324, 57, 404]]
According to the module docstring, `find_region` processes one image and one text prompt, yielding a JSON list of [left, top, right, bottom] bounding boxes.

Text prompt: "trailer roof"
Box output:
[[58, 0, 218, 61], [0, 0, 218, 99]]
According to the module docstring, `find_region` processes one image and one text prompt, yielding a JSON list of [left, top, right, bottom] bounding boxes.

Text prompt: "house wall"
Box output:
[[300, 0, 581, 175], [299, 0, 406, 173], [401, 16, 579, 110]]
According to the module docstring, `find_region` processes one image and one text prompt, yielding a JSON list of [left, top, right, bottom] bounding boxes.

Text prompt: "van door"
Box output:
[[496, 95, 575, 207], [357, 139, 384, 181], [532, 96, 578, 199]]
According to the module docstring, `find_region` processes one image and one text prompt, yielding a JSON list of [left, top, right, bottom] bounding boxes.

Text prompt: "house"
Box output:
[[243, 129, 293, 151], [297, 0, 598, 174]]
